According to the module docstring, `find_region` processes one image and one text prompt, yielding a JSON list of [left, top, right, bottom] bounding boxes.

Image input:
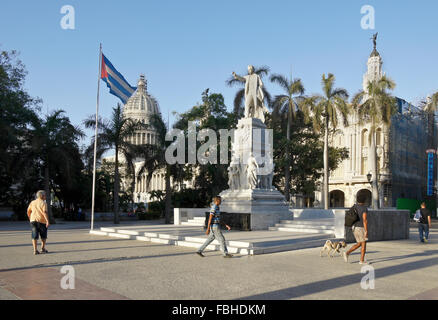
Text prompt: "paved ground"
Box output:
[[0, 220, 437, 300]]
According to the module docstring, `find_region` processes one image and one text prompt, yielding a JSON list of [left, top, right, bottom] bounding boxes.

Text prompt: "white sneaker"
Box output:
[[359, 260, 369, 265]]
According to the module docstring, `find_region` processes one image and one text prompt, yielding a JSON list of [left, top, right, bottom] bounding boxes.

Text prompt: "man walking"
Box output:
[[343, 194, 369, 264], [418, 202, 432, 243], [27, 190, 50, 255], [196, 196, 233, 258]]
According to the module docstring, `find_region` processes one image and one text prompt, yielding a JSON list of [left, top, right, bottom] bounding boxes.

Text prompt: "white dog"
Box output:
[[320, 240, 347, 258]]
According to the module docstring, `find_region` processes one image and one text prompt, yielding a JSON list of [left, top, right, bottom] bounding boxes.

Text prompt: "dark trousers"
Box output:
[[418, 223, 429, 241]]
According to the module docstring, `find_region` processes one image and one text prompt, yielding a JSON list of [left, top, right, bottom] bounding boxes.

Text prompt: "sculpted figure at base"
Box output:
[[227, 162, 241, 191], [232, 65, 268, 123], [246, 153, 259, 190]]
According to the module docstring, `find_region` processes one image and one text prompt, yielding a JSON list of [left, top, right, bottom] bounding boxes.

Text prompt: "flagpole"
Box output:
[[91, 43, 102, 232]]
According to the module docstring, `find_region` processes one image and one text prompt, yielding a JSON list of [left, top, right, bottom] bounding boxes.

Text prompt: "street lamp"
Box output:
[[366, 172, 372, 184]]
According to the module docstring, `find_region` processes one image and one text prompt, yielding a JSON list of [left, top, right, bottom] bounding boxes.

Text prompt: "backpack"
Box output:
[[413, 209, 421, 223], [345, 205, 360, 227]]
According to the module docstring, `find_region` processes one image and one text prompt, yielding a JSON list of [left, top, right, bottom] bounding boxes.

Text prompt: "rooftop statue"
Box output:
[[372, 32, 378, 50]]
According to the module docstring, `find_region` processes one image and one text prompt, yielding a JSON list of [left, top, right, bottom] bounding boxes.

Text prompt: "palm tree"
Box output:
[[303, 73, 350, 210], [30, 110, 84, 223], [135, 113, 173, 224], [424, 92, 438, 114], [84, 103, 139, 224], [352, 76, 397, 209], [226, 66, 272, 118], [269, 73, 305, 202]]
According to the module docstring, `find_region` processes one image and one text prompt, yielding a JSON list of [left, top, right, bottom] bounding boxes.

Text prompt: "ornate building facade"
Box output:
[[315, 42, 435, 208]]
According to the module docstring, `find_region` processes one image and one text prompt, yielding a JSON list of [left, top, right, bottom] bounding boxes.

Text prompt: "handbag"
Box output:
[[413, 209, 421, 223]]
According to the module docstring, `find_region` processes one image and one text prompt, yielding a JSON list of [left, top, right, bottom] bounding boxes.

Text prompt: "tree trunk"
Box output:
[[114, 148, 120, 224], [44, 166, 56, 224], [370, 130, 379, 209], [284, 112, 291, 202], [323, 118, 330, 210], [164, 166, 172, 224]]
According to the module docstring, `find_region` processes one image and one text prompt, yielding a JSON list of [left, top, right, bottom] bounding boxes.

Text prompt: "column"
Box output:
[[356, 128, 361, 174]]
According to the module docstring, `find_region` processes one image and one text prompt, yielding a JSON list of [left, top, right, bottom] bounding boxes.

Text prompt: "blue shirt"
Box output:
[[210, 204, 221, 225]]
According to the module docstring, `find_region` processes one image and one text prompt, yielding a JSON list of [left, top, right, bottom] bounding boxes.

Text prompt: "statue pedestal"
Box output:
[[219, 189, 291, 230], [219, 117, 291, 230]]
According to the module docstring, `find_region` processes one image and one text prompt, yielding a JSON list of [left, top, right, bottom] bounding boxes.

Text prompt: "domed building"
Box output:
[[123, 74, 160, 147], [102, 74, 168, 205], [123, 74, 167, 204], [103, 74, 195, 206]]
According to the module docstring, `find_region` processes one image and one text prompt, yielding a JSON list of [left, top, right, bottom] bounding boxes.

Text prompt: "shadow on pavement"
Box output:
[[239, 253, 438, 300]]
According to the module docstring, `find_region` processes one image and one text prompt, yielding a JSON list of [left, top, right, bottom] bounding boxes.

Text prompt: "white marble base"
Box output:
[[219, 188, 291, 230]]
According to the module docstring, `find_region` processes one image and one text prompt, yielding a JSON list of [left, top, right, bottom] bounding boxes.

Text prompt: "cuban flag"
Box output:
[[101, 53, 136, 104]]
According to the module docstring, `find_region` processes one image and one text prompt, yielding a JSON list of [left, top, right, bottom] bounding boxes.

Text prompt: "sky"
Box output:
[[1, 0, 438, 148]]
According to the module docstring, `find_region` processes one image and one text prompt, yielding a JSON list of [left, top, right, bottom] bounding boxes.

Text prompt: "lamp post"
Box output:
[[367, 172, 386, 208], [366, 173, 372, 185]]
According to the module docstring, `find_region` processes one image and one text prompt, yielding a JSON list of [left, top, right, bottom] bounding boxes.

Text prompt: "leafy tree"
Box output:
[[303, 73, 350, 209], [0, 50, 40, 216], [267, 112, 348, 204], [352, 76, 397, 209], [84, 103, 139, 223], [269, 73, 305, 201], [135, 113, 174, 224], [28, 110, 84, 222], [173, 90, 235, 204]]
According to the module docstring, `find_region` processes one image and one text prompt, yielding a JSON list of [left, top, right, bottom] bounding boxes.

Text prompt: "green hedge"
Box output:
[[396, 198, 436, 218]]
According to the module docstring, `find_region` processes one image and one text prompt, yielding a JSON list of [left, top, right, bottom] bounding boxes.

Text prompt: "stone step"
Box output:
[[183, 236, 251, 248], [280, 220, 335, 226], [269, 227, 335, 235], [91, 226, 332, 256], [117, 229, 142, 236], [144, 232, 159, 238], [176, 240, 217, 250], [275, 223, 335, 230], [89, 230, 108, 236], [175, 241, 252, 255], [251, 239, 328, 255], [151, 238, 174, 245], [135, 236, 152, 242], [107, 232, 133, 239], [191, 217, 206, 221], [181, 222, 204, 226], [158, 234, 184, 240]]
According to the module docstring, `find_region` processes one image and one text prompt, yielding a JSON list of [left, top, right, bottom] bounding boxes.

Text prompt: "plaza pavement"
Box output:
[[0, 219, 437, 300]]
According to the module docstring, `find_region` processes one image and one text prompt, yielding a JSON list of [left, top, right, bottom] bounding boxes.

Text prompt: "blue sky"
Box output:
[[1, 0, 438, 147]]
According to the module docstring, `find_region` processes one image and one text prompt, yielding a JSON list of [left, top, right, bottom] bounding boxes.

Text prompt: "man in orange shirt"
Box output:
[[27, 190, 50, 255]]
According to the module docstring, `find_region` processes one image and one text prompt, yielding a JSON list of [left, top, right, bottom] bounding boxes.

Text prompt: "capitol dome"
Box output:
[[123, 74, 160, 121], [123, 74, 161, 146]]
